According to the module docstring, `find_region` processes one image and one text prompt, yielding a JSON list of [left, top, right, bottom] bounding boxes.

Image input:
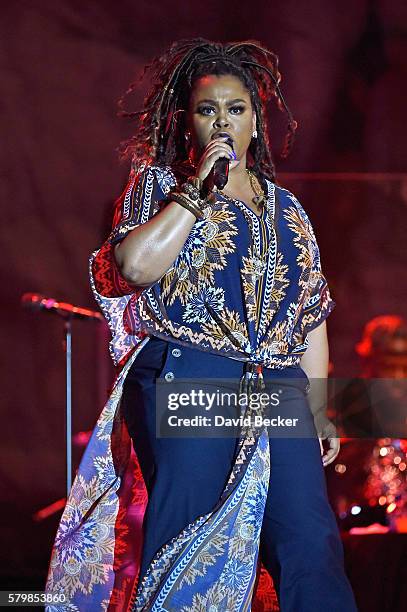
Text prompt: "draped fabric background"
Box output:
[[1, 0, 406, 599]]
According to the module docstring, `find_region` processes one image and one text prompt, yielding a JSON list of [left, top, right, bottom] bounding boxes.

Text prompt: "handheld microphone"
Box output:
[[213, 136, 234, 190]]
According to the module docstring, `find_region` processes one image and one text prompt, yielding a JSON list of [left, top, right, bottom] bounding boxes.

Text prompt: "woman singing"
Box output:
[[46, 38, 358, 611]]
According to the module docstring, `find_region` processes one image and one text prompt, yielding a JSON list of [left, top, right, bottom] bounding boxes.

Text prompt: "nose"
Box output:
[[213, 112, 230, 128]]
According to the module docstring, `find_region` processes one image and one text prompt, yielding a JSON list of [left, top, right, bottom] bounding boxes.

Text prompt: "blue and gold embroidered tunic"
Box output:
[[91, 163, 335, 370]]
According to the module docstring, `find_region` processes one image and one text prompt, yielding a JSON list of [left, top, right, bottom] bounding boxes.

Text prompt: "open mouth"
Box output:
[[211, 132, 235, 154], [211, 131, 232, 141]]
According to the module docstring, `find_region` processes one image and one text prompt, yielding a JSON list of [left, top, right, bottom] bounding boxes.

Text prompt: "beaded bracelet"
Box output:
[[181, 181, 201, 201], [181, 176, 203, 202]]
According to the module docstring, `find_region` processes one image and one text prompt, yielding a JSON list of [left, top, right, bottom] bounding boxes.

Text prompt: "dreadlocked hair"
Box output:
[[117, 38, 298, 183]]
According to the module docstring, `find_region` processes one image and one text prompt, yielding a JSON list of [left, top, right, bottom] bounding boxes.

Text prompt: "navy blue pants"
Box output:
[[122, 336, 358, 611]]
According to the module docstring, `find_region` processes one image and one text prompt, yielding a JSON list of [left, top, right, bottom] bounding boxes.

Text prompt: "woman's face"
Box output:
[[187, 74, 256, 167]]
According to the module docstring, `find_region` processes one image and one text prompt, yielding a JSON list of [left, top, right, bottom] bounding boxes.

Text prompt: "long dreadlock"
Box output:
[[117, 38, 298, 183]]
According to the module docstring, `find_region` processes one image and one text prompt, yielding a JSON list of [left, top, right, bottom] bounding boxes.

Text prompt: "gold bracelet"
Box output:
[[169, 192, 205, 220]]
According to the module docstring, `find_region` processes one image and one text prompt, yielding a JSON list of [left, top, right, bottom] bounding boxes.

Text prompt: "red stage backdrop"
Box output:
[[1, 0, 406, 597]]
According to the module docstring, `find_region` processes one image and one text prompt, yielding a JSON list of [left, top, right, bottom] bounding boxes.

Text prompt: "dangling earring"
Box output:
[[252, 129, 258, 139]]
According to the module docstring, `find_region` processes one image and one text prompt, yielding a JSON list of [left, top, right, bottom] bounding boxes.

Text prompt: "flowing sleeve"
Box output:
[[296, 201, 336, 335], [91, 164, 176, 299]]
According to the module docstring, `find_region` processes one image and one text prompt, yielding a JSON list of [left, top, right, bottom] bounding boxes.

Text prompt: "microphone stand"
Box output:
[[33, 314, 75, 520], [23, 295, 104, 519], [64, 318, 73, 496]]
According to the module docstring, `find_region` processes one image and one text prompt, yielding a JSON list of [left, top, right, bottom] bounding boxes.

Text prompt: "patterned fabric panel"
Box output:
[[44, 340, 279, 611], [44, 340, 150, 611]]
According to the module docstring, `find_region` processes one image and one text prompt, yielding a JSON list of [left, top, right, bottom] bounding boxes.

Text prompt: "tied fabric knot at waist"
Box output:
[[203, 304, 310, 401], [237, 358, 312, 429], [238, 361, 265, 397], [237, 362, 269, 441]]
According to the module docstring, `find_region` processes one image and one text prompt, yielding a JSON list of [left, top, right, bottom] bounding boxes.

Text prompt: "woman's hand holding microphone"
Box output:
[[172, 135, 236, 219], [193, 135, 236, 184]]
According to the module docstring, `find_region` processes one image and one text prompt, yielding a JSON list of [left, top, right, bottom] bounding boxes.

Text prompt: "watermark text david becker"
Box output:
[[167, 414, 299, 427]]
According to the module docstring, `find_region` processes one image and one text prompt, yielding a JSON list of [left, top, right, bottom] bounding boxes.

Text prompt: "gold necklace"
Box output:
[[244, 170, 268, 281], [218, 169, 268, 280], [246, 169, 267, 207], [217, 169, 266, 213]]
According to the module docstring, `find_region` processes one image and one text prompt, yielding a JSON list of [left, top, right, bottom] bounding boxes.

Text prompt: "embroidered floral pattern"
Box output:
[[183, 286, 226, 324], [284, 204, 313, 291], [240, 245, 268, 322], [48, 474, 119, 597], [201, 306, 251, 354], [161, 200, 238, 306]]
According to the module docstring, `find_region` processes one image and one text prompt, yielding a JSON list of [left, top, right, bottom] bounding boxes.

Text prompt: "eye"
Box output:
[[229, 105, 245, 114], [197, 105, 215, 116]]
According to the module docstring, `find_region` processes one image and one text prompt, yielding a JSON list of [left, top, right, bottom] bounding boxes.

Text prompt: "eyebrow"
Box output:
[[196, 98, 247, 105]]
